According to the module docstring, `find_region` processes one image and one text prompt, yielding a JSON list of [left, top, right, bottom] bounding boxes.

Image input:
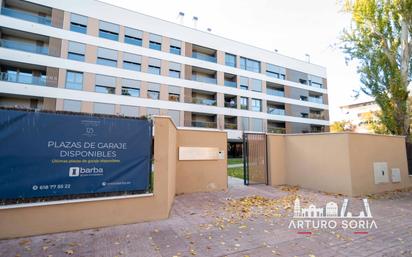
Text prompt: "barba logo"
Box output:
[[69, 167, 104, 177]]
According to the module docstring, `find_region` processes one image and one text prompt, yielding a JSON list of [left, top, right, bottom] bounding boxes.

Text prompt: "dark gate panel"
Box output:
[[243, 133, 268, 185], [406, 142, 412, 175]]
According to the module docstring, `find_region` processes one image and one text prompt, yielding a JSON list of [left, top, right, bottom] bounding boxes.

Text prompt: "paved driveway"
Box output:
[[1, 184, 412, 257]]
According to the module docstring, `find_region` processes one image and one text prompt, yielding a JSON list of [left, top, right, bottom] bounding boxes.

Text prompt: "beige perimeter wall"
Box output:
[[268, 133, 412, 196], [0, 117, 227, 239]]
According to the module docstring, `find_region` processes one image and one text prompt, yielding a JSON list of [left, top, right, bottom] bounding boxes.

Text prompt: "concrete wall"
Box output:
[[268, 133, 412, 196], [176, 129, 227, 194]]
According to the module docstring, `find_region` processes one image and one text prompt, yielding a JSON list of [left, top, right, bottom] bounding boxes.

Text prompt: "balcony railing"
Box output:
[[309, 113, 325, 120], [191, 74, 217, 84], [1, 7, 52, 26], [224, 122, 237, 130], [267, 127, 286, 134], [0, 38, 48, 55], [308, 96, 323, 104], [224, 80, 237, 88], [190, 97, 217, 106], [191, 120, 217, 128], [310, 81, 323, 88], [267, 88, 285, 97], [192, 51, 217, 63], [267, 108, 285, 115], [0, 71, 51, 86]]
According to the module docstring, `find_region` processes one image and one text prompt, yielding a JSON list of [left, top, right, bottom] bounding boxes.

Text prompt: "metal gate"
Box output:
[[243, 133, 268, 185], [406, 142, 412, 175]]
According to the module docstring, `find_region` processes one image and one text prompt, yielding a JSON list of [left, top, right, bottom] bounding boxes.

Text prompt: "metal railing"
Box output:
[[0, 38, 48, 55], [192, 51, 217, 63], [190, 120, 217, 128], [191, 74, 217, 84], [267, 127, 286, 134], [0, 71, 52, 86], [1, 7, 52, 26]]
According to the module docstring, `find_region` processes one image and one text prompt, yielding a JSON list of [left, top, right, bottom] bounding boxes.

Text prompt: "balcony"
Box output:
[[267, 107, 285, 116], [0, 38, 48, 55], [224, 80, 237, 88], [225, 116, 237, 130], [267, 88, 285, 97], [191, 120, 217, 128], [224, 73, 237, 88], [1, 7, 51, 26], [268, 127, 286, 134], [192, 52, 216, 63], [224, 95, 237, 108], [191, 74, 217, 84], [309, 112, 325, 120], [190, 97, 217, 106], [308, 96, 323, 104], [0, 70, 48, 86]]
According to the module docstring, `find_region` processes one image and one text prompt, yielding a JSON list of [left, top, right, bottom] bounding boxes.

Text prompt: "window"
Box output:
[[225, 53, 236, 67], [148, 90, 160, 100], [70, 14, 87, 34], [301, 113, 309, 118], [149, 34, 162, 50], [95, 85, 115, 94], [167, 110, 180, 125], [240, 97, 248, 110], [169, 93, 180, 102], [124, 27, 142, 46], [251, 118, 263, 132], [148, 65, 160, 75], [120, 105, 139, 117], [123, 53, 141, 71], [65, 71, 83, 90], [123, 61, 141, 71], [67, 41, 85, 62], [94, 103, 115, 115], [148, 58, 161, 75], [240, 57, 260, 73], [97, 48, 118, 67], [168, 62, 181, 78], [266, 64, 286, 80], [169, 69, 180, 78], [240, 77, 248, 90], [122, 87, 140, 97], [170, 39, 181, 55], [170, 45, 181, 55], [251, 99, 262, 112], [299, 79, 308, 85], [250, 79, 262, 92], [300, 96, 308, 101], [308, 75, 323, 88], [99, 21, 119, 41], [63, 100, 81, 112]]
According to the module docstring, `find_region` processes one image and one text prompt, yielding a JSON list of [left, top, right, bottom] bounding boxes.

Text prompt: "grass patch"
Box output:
[[228, 167, 244, 179], [228, 158, 243, 165]]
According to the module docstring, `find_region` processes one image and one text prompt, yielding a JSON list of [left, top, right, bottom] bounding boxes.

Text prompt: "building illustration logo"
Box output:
[[289, 197, 377, 233]]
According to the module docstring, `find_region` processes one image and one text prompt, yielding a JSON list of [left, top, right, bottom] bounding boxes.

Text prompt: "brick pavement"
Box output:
[[1, 183, 412, 257]]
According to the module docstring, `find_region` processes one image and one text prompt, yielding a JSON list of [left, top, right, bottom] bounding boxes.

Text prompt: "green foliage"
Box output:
[[341, 0, 412, 136], [330, 120, 354, 132], [228, 167, 244, 179], [228, 158, 243, 165]]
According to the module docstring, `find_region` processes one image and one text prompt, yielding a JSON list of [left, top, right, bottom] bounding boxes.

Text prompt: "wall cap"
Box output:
[[267, 132, 406, 139], [0, 193, 154, 210]]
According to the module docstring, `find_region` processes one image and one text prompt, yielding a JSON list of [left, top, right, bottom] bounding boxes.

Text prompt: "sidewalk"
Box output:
[[1, 185, 412, 257]]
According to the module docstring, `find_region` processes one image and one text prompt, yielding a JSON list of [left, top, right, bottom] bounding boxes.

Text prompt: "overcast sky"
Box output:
[[101, 0, 371, 121]]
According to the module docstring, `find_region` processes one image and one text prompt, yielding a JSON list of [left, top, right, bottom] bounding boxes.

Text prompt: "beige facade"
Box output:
[[268, 133, 412, 196]]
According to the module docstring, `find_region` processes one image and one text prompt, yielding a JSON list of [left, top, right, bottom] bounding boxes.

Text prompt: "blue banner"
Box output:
[[0, 109, 152, 199]]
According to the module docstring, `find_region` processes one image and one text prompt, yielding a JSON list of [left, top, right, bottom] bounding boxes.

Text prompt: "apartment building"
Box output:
[[0, 0, 330, 141]]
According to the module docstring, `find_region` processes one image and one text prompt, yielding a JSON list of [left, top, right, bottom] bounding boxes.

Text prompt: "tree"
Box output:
[[330, 120, 355, 132], [341, 0, 412, 137]]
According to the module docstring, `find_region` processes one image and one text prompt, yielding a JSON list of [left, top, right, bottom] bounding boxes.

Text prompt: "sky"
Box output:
[[101, 0, 371, 122]]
